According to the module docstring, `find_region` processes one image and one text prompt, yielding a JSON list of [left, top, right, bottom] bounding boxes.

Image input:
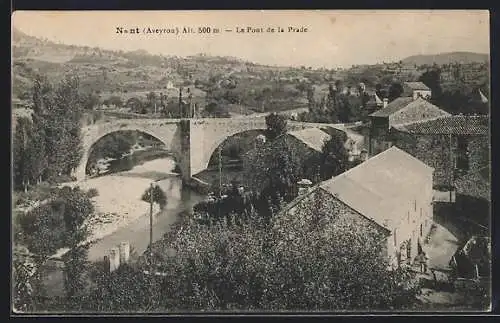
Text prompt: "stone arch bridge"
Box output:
[[75, 117, 349, 183]]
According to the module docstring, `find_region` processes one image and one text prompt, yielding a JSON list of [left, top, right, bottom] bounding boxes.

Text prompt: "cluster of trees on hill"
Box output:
[[13, 74, 85, 191], [418, 68, 489, 115]]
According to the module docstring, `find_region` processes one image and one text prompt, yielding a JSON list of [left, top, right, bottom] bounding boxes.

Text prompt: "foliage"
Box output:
[[12, 246, 37, 312], [86, 263, 162, 312], [141, 185, 168, 210], [89, 131, 136, 161], [388, 81, 404, 102], [13, 116, 34, 191], [16, 186, 94, 301], [320, 130, 350, 180], [104, 197, 422, 311], [80, 91, 102, 110], [265, 113, 287, 140], [86, 188, 99, 198], [13, 73, 84, 189], [419, 67, 489, 115], [243, 137, 302, 204], [103, 95, 123, 108], [203, 102, 230, 118]]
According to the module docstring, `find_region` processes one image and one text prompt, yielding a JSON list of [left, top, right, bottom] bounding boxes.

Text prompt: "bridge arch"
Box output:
[[85, 130, 182, 177], [188, 119, 268, 176], [74, 120, 183, 181]]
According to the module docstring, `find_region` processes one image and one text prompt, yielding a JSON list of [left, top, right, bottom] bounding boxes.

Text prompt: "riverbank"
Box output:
[[61, 158, 179, 245]]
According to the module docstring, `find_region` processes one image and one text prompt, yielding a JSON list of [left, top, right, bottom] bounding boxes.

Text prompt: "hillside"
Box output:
[[402, 52, 489, 66], [10, 29, 321, 114]]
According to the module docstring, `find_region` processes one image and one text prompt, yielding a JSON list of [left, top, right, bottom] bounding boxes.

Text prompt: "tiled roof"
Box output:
[[393, 115, 489, 135], [404, 82, 431, 91], [288, 128, 331, 152], [319, 146, 433, 231], [369, 97, 415, 117]]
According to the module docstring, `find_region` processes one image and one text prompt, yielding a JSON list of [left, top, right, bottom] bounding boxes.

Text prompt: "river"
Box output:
[[86, 157, 206, 261], [42, 157, 205, 296]]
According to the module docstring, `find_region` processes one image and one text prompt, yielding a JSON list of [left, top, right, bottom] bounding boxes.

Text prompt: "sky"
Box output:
[[12, 10, 490, 68]]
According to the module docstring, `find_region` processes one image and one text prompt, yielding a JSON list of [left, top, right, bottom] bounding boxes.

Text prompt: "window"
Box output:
[[407, 211, 410, 224], [420, 208, 422, 218], [414, 200, 417, 211], [420, 224, 423, 236], [394, 229, 397, 247]]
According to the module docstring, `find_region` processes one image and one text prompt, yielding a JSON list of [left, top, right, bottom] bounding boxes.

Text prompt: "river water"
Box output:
[[86, 157, 206, 261]]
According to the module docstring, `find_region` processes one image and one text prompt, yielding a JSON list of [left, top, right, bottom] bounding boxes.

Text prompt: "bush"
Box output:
[[86, 188, 99, 198]]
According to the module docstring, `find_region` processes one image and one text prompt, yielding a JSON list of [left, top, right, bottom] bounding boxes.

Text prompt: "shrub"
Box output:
[[86, 188, 99, 198]]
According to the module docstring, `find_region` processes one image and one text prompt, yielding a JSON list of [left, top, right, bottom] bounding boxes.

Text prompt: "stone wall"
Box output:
[[389, 130, 453, 187], [389, 130, 489, 188], [468, 136, 490, 172]]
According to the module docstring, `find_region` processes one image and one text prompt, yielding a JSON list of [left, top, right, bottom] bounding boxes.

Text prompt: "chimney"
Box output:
[[297, 179, 313, 195], [383, 98, 388, 109], [109, 247, 120, 273], [119, 241, 130, 265]]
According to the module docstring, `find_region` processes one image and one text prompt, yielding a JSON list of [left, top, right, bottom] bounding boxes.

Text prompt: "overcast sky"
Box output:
[[12, 10, 490, 68]]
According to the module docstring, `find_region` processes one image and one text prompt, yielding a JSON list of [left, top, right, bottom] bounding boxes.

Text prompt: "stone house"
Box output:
[[279, 146, 434, 268], [402, 82, 432, 100], [366, 97, 451, 155], [389, 115, 490, 188]]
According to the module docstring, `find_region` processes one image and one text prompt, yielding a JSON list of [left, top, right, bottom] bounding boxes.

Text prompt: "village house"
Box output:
[[365, 96, 451, 155], [242, 127, 364, 191], [389, 115, 489, 189], [402, 82, 432, 100], [278, 146, 434, 268]]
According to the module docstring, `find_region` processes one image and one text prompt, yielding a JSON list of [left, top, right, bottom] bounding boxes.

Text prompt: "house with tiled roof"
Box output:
[[402, 82, 432, 100], [278, 146, 434, 268], [365, 97, 451, 156], [369, 97, 451, 129], [389, 115, 489, 188]]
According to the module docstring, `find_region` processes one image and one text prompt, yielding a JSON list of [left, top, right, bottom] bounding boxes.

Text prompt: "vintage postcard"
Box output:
[[11, 10, 491, 313]]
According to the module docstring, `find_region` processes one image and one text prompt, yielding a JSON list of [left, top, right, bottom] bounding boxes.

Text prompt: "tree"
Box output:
[[388, 82, 404, 102], [244, 137, 302, 205], [320, 130, 349, 180], [142, 185, 168, 210], [31, 74, 84, 180], [126, 97, 144, 113], [265, 113, 287, 141], [419, 69, 442, 101], [16, 187, 95, 303], [146, 91, 157, 111], [125, 195, 421, 311], [104, 95, 123, 108], [13, 116, 33, 192], [12, 246, 37, 312], [81, 92, 101, 110]]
